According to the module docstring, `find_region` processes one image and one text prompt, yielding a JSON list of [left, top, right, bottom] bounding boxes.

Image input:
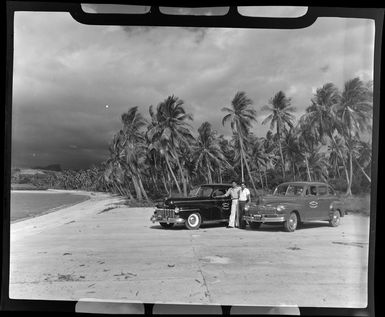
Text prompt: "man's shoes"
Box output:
[[226, 226, 234, 228]]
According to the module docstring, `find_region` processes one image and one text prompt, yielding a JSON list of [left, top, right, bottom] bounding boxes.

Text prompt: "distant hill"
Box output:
[[11, 168, 58, 190], [11, 183, 45, 190], [32, 164, 62, 171]]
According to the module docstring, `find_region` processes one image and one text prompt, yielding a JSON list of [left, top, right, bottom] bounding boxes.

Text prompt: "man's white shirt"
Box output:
[[239, 188, 250, 201]]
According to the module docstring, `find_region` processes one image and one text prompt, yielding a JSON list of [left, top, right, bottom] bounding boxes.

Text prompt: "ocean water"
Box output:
[[10, 191, 90, 222]]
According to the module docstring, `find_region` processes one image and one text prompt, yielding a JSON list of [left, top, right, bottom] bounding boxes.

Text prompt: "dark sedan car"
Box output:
[[243, 181, 346, 232], [150, 184, 232, 230]]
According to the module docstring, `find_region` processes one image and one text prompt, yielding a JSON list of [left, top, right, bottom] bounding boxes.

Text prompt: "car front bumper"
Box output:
[[150, 214, 185, 224], [243, 215, 285, 223]]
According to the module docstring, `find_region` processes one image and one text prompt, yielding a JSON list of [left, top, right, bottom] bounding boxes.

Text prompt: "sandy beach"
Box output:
[[10, 190, 125, 242], [9, 191, 370, 308]]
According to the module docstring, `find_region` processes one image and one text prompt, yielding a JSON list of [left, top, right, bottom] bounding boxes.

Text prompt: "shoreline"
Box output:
[[11, 192, 91, 224], [10, 189, 97, 224], [11, 190, 127, 241]]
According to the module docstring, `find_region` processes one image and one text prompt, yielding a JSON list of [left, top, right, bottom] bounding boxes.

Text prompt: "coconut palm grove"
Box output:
[[12, 77, 373, 200]]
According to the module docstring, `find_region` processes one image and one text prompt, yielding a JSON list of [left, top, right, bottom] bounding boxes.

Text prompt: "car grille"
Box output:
[[256, 205, 277, 214], [156, 208, 175, 218]]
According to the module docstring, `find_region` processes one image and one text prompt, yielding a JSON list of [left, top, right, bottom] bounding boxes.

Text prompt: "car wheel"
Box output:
[[159, 222, 175, 229], [185, 213, 202, 230], [329, 210, 341, 227], [249, 222, 261, 230], [284, 212, 298, 232]]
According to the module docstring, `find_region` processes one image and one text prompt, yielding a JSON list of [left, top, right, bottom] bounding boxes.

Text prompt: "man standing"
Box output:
[[238, 182, 251, 229], [218, 180, 241, 228]]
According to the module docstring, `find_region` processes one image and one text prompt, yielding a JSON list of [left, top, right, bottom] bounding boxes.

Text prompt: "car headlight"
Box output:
[[174, 207, 180, 214], [244, 204, 250, 211], [276, 205, 286, 212]]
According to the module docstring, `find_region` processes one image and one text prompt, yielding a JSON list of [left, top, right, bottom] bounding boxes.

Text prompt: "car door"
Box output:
[[316, 185, 332, 220], [212, 187, 231, 220], [196, 186, 214, 221], [303, 184, 320, 220]]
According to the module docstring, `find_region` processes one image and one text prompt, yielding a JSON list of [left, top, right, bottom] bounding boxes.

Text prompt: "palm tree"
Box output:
[[336, 78, 372, 195], [192, 122, 229, 183], [121, 106, 149, 200], [248, 135, 269, 189], [296, 118, 318, 181], [306, 147, 328, 182], [222, 91, 258, 194], [300, 83, 351, 190], [327, 135, 346, 179], [147, 95, 194, 197], [303, 83, 340, 143], [262, 91, 296, 179], [218, 135, 236, 183], [105, 133, 133, 198], [281, 128, 303, 180], [352, 139, 372, 183]]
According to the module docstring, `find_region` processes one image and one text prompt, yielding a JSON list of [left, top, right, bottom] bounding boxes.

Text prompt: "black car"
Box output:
[[150, 184, 232, 230]]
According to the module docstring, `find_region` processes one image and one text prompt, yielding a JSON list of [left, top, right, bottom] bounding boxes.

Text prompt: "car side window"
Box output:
[[318, 186, 327, 196], [309, 186, 317, 196], [286, 185, 304, 196], [196, 187, 213, 197], [274, 184, 288, 196], [212, 189, 225, 197]]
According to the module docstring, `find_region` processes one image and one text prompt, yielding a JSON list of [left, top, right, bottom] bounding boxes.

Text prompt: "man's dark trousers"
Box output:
[[238, 201, 247, 229]]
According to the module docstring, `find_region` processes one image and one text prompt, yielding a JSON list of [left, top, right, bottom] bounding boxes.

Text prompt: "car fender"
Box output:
[[274, 203, 303, 218], [330, 200, 345, 217], [178, 208, 201, 219]]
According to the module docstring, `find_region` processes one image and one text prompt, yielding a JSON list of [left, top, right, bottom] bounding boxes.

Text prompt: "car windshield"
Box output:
[[273, 184, 304, 196], [194, 186, 213, 198], [273, 184, 288, 196], [286, 185, 305, 196]]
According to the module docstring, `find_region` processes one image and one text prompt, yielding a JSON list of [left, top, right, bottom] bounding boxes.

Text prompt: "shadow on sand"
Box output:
[[246, 221, 332, 232], [150, 221, 332, 231], [149, 222, 228, 230]]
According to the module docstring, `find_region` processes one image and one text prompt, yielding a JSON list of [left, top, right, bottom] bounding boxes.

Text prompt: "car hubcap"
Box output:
[[289, 215, 297, 229], [333, 213, 340, 224], [189, 215, 198, 227]]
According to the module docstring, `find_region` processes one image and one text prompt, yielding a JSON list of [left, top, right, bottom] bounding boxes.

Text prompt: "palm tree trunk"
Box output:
[[138, 176, 149, 201], [346, 152, 353, 196], [336, 164, 341, 178], [124, 182, 134, 200], [219, 168, 222, 183], [132, 176, 143, 200], [305, 155, 312, 181], [206, 159, 213, 183], [161, 173, 169, 195], [256, 161, 264, 190], [116, 182, 125, 197], [264, 169, 268, 189], [239, 136, 258, 196], [354, 157, 371, 183], [151, 173, 159, 192], [330, 133, 350, 193], [240, 150, 244, 182], [278, 140, 285, 179], [175, 155, 187, 197], [165, 155, 182, 193]]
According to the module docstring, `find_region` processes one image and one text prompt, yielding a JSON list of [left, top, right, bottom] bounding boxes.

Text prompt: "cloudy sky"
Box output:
[[11, 7, 375, 170]]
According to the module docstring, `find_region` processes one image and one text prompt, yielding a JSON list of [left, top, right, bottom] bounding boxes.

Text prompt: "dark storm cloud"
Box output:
[[12, 12, 374, 169]]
